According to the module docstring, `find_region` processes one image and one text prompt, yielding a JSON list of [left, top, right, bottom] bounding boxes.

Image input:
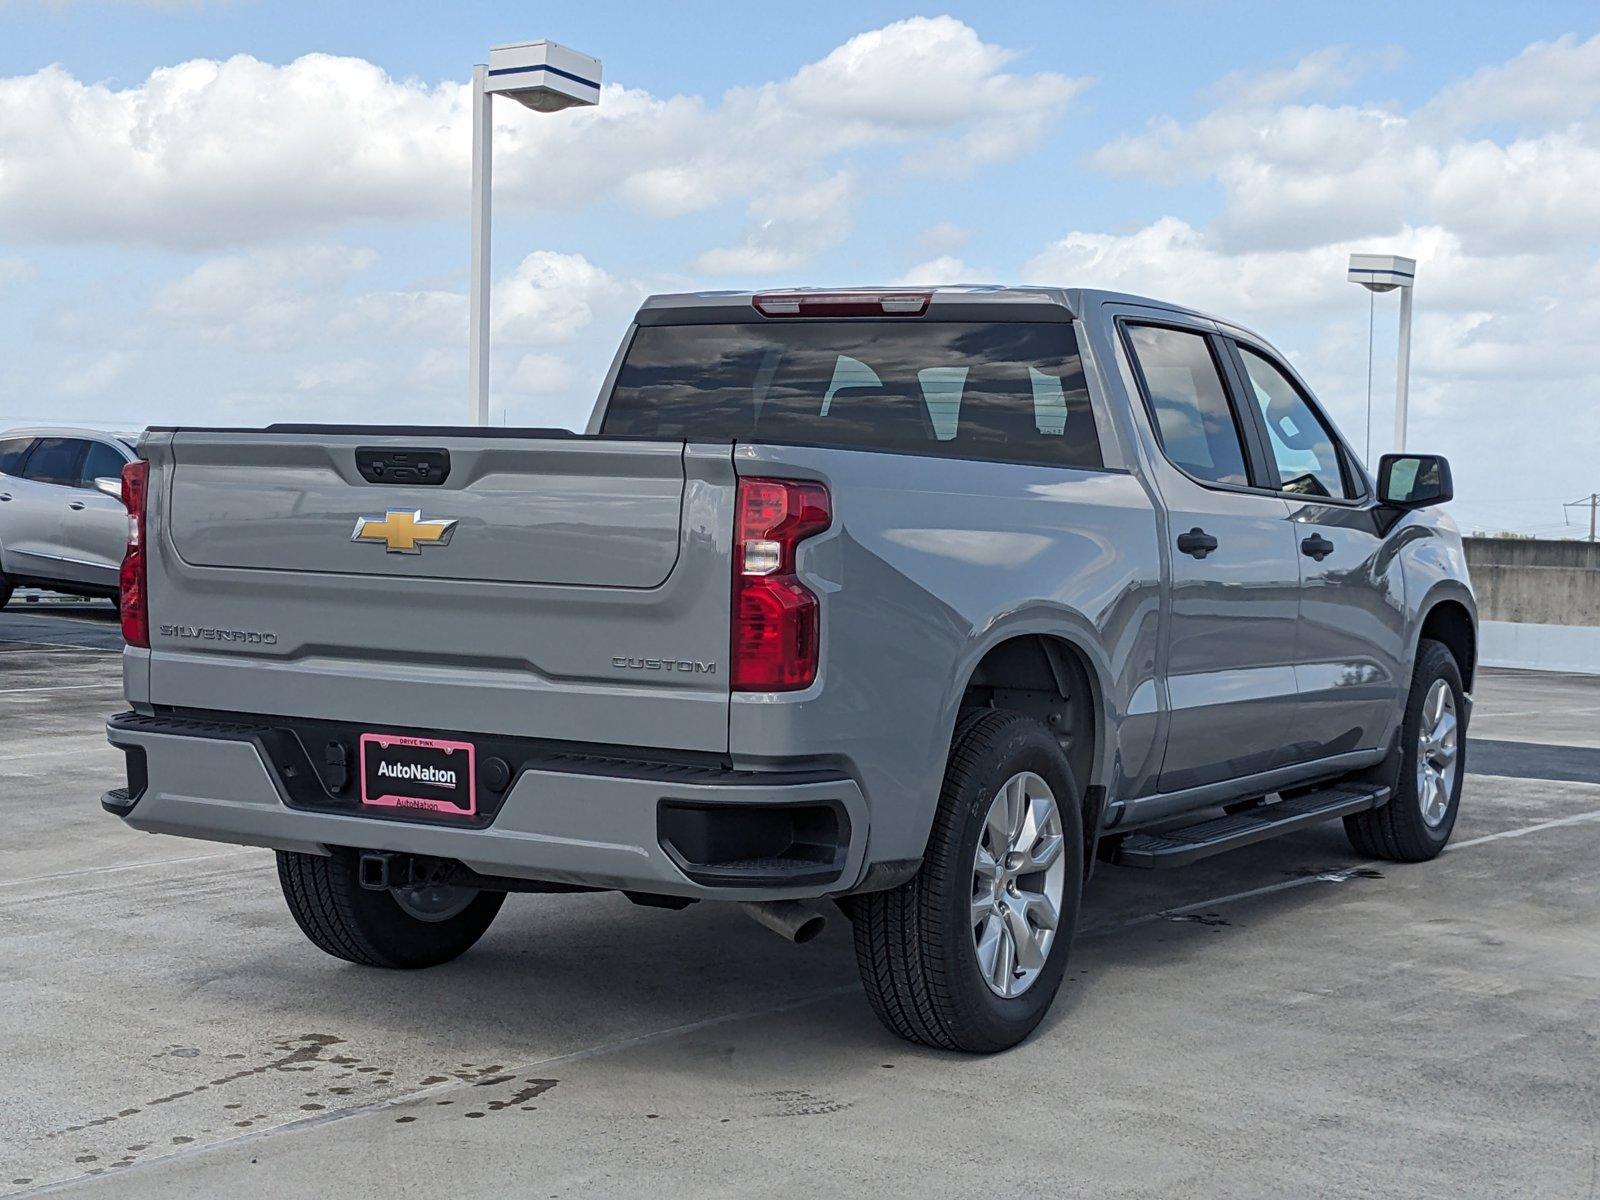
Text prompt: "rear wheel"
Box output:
[[1344, 639, 1466, 862], [0, 572, 12, 610], [276, 849, 505, 969], [851, 710, 1084, 1052]]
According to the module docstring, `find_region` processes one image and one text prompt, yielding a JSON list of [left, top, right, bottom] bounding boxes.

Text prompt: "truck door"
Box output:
[[1119, 319, 1303, 792], [1221, 337, 1407, 761]]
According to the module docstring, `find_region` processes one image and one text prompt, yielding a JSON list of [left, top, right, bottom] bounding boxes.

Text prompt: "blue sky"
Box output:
[[2, 1, 1598, 536]]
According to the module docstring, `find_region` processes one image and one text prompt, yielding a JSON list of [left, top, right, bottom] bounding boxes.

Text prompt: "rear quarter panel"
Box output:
[[728, 443, 1163, 864]]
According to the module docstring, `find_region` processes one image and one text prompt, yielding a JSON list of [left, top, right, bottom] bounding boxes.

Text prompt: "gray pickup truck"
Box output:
[[102, 286, 1475, 1052]]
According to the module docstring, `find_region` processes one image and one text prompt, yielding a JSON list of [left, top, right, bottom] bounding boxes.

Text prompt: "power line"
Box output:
[[1563, 494, 1600, 543]]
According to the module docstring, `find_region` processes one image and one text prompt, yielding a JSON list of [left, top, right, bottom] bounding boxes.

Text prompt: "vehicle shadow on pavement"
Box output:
[[236, 819, 1383, 1059]]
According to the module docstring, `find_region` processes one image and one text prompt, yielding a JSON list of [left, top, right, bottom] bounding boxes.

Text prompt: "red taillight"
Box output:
[[119, 460, 149, 647], [732, 477, 830, 691], [752, 291, 930, 318]]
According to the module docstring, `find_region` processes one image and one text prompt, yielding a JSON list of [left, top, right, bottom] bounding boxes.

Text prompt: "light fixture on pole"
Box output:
[[1347, 253, 1417, 455], [469, 41, 601, 426]]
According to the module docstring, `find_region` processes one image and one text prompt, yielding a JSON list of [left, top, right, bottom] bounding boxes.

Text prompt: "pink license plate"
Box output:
[[359, 733, 476, 817]]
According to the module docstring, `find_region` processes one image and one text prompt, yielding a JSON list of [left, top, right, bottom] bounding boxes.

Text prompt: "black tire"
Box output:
[[851, 709, 1084, 1052], [276, 849, 506, 969], [0, 572, 12, 610], [1344, 639, 1466, 862]]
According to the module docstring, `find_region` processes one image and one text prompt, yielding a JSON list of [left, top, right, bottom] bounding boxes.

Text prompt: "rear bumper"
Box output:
[[104, 712, 869, 902]]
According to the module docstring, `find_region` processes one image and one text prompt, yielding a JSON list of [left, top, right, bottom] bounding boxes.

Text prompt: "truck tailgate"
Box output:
[[139, 431, 735, 753]]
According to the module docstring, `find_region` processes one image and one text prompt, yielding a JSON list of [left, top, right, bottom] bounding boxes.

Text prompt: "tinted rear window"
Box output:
[[0, 437, 34, 476], [602, 321, 1103, 470], [22, 437, 86, 486]]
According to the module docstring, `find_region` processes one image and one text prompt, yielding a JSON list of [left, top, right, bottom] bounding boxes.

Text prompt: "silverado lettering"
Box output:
[[158, 624, 278, 645]]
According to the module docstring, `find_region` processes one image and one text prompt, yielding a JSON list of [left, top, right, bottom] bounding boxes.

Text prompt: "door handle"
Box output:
[[1176, 528, 1219, 559], [1301, 533, 1335, 561], [0, 493, 10, 501], [68, 500, 86, 511]]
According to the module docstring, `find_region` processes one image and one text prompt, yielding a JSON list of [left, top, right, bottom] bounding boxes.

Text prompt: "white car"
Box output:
[[0, 427, 138, 609]]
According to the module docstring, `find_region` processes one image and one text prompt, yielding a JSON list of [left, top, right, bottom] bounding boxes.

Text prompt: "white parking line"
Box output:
[[1480, 706, 1600, 718], [0, 682, 124, 695], [0, 849, 258, 889], [1452, 807, 1600, 848], [1, 743, 121, 763], [0, 649, 120, 659], [1087, 802, 1600, 937]]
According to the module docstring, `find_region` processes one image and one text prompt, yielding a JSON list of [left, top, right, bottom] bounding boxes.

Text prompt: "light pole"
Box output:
[[1347, 253, 1417, 455], [469, 41, 601, 426]]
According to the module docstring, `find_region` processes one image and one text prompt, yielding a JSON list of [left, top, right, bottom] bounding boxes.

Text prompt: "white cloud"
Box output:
[[0, 18, 1086, 266], [1053, 35, 1600, 534], [151, 244, 378, 349], [491, 251, 633, 345], [503, 352, 579, 398], [695, 173, 858, 276], [1202, 45, 1398, 109], [896, 255, 978, 286], [1024, 218, 1570, 322], [80, 242, 631, 429], [56, 350, 134, 399], [293, 358, 382, 394], [1420, 33, 1600, 129], [917, 222, 970, 256], [1091, 36, 1600, 256]]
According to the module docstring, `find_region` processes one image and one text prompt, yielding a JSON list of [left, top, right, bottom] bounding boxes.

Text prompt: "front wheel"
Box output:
[[1344, 638, 1466, 862], [276, 850, 505, 969], [851, 709, 1084, 1052]]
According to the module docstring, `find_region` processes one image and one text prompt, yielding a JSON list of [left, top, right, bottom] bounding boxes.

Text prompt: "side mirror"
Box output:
[[1377, 454, 1453, 509], [94, 476, 124, 503]]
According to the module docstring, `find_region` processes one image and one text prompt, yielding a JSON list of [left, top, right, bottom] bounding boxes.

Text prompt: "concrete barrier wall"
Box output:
[[1463, 538, 1600, 674], [1464, 537, 1600, 627]]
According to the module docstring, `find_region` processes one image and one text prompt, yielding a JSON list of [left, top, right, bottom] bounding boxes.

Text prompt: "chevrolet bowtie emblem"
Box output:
[[351, 510, 459, 554]]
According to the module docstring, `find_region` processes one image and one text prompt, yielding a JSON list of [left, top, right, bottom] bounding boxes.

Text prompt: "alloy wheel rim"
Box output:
[[971, 771, 1066, 999], [390, 884, 478, 923], [1416, 679, 1459, 828]]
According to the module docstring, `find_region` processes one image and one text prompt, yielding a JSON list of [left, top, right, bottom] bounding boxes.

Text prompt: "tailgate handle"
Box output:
[[355, 447, 450, 486]]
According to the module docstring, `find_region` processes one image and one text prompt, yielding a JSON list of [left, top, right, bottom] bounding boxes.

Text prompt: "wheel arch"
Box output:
[[1415, 587, 1478, 692], [944, 620, 1113, 875]]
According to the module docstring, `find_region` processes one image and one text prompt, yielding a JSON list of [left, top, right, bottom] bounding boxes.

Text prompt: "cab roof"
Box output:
[[633, 284, 1259, 339]]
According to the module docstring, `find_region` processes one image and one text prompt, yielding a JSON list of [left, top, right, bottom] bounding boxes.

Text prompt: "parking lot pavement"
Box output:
[[2, 615, 1597, 1198]]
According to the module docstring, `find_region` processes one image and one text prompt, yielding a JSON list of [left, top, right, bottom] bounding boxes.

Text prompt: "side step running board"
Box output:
[[1108, 783, 1390, 870]]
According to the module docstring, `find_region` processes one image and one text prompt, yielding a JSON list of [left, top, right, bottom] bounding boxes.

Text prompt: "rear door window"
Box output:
[[602, 320, 1103, 470], [21, 437, 87, 487], [1124, 324, 1249, 486], [0, 437, 34, 476], [79, 441, 129, 488]]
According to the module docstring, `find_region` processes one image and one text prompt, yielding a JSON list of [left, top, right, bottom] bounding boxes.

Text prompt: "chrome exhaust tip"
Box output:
[[740, 899, 827, 944]]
